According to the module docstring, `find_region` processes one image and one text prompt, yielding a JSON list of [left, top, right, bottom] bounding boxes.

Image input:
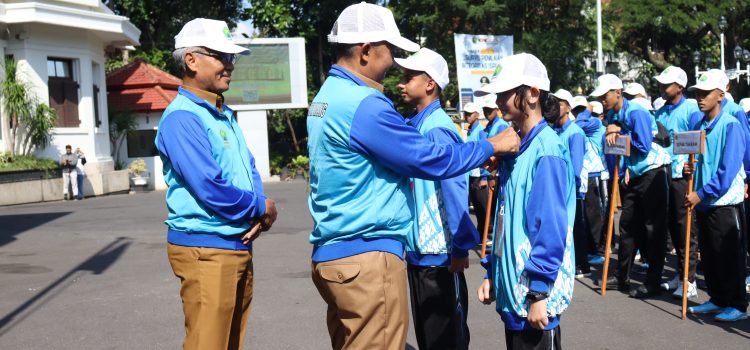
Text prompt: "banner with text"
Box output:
[[453, 34, 513, 112]]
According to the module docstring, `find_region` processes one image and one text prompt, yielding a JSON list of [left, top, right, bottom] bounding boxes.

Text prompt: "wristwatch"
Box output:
[[526, 290, 548, 302]]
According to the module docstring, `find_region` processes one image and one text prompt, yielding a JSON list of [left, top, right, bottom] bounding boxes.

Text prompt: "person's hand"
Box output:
[[745, 184, 748, 199], [482, 157, 498, 173], [241, 222, 263, 245], [487, 177, 497, 191], [260, 198, 278, 231], [479, 179, 488, 189], [477, 279, 494, 305], [448, 256, 469, 273], [487, 128, 520, 155], [527, 298, 549, 330], [624, 169, 630, 186], [605, 124, 621, 146], [683, 162, 695, 177], [684, 192, 701, 209]]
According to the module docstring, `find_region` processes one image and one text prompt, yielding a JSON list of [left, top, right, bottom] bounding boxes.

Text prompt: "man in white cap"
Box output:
[[156, 18, 278, 350], [623, 82, 654, 111], [591, 74, 671, 298], [553, 89, 590, 278], [307, 3, 520, 349], [652, 66, 700, 299], [572, 95, 609, 267], [395, 47, 476, 349], [684, 70, 748, 322]]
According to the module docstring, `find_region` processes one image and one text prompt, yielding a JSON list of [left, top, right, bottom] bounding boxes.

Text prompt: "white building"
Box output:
[[0, 0, 139, 195]]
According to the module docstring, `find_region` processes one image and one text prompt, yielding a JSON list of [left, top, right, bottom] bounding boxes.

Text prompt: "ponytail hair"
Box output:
[[511, 85, 561, 124]]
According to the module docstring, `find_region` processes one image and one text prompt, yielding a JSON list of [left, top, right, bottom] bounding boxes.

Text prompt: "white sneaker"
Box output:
[[661, 276, 679, 291], [671, 281, 698, 300]]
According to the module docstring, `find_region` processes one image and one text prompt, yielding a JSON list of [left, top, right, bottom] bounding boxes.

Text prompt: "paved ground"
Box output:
[[0, 181, 748, 349]]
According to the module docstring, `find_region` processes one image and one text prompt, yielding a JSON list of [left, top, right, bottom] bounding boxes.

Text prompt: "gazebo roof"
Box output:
[[107, 59, 181, 112]]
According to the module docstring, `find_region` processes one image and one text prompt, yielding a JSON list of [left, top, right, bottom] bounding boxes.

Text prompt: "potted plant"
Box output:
[[127, 158, 149, 187]]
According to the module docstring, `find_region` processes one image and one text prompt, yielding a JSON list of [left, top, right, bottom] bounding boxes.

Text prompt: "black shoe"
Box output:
[[629, 284, 661, 299], [597, 276, 629, 291]]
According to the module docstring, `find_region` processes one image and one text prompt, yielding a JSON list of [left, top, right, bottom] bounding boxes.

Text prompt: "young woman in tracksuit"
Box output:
[[685, 71, 748, 322], [477, 53, 576, 349], [573, 98, 609, 262], [552, 90, 589, 277]]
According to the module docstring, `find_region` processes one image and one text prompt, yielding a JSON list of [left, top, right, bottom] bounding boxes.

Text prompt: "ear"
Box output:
[[359, 43, 372, 64], [526, 87, 541, 105], [184, 51, 199, 76], [425, 78, 437, 95]]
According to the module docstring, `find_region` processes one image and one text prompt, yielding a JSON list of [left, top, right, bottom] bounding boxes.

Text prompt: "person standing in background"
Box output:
[[75, 148, 87, 200], [60, 145, 78, 201]]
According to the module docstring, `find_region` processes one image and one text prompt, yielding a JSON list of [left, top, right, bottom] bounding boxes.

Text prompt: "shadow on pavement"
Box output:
[[0, 236, 132, 336], [0, 212, 72, 248]]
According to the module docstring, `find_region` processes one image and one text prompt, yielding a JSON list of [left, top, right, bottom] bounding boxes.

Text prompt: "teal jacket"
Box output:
[[607, 98, 671, 177], [655, 96, 699, 179]]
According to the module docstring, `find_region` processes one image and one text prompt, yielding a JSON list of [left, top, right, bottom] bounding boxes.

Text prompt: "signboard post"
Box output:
[[601, 135, 630, 296], [673, 130, 706, 319]]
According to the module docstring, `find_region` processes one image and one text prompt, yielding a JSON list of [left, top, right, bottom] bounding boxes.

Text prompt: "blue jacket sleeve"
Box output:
[[730, 109, 750, 178], [426, 127, 481, 258], [478, 129, 490, 179], [626, 109, 653, 155], [696, 122, 745, 201], [349, 94, 494, 180], [523, 156, 570, 293], [569, 132, 586, 197], [157, 111, 266, 221]]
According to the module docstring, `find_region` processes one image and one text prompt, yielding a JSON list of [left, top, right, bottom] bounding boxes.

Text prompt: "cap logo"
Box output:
[[699, 74, 708, 82], [492, 64, 503, 78], [664, 66, 673, 74], [223, 27, 232, 40]]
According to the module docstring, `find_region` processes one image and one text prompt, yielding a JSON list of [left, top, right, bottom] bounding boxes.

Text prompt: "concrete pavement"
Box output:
[[0, 181, 748, 349]]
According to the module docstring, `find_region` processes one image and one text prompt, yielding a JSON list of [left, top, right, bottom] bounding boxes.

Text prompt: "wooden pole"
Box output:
[[682, 154, 696, 319], [480, 179, 496, 258], [601, 157, 620, 296]]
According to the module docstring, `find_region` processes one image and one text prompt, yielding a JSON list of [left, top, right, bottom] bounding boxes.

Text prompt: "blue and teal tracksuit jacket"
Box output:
[[655, 96, 699, 180], [405, 100, 480, 266], [306, 65, 494, 263], [720, 98, 750, 179], [575, 110, 607, 180], [487, 120, 576, 331], [606, 98, 671, 178], [480, 116, 509, 178], [688, 111, 746, 209], [556, 120, 587, 198], [155, 87, 267, 250]]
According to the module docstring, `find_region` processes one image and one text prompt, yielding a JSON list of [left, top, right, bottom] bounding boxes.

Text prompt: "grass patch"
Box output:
[[0, 154, 59, 173]]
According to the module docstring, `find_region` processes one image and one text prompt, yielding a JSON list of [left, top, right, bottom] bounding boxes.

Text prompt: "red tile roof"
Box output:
[[107, 59, 181, 112]]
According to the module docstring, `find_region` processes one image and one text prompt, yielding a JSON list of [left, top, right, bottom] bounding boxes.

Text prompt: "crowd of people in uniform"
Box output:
[[156, 3, 749, 350]]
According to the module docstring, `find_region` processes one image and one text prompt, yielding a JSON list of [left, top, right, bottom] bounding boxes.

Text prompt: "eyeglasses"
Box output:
[[192, 50, 238, 65]]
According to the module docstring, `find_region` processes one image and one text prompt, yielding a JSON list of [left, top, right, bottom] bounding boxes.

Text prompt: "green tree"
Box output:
[[1, 58, 57, 157], [105, 0, 246, 74]]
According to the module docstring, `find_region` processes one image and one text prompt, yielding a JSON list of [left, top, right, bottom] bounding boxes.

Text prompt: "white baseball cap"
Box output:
[[463, 102, 481, 114], [474, 53, 550, 97], [623, 82, 647, 97], [688, 69, 728, 92], [395, 48, 449, 89], [654, 66, 688, 87], [571, 95, 589, 109], [739, 98, 750, 112], [552, 89, 574, 106], [175, 18, 250, 54], [631, 97, 653, 111], [479, 94, 498, 109], [328, 2, 419, 52], [653, 97, 666, 111], [589, 74, 623, 97], [590, 101, 603, 114]]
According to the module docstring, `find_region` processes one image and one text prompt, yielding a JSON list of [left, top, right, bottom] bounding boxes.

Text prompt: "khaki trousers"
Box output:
[[312, 251, 408, 350], [167, 243, 253, 350]]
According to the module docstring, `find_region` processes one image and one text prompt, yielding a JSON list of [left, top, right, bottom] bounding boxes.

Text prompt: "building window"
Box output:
[[127, 129, 158, 158], [47, 58, 80, 127], [93, 85, 101, 127]]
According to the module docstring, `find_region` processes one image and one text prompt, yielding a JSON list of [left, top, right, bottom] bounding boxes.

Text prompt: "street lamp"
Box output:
[[694, 50, 711, 80], [719, 16, 727, 71], [733, 45, 750, 84]]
